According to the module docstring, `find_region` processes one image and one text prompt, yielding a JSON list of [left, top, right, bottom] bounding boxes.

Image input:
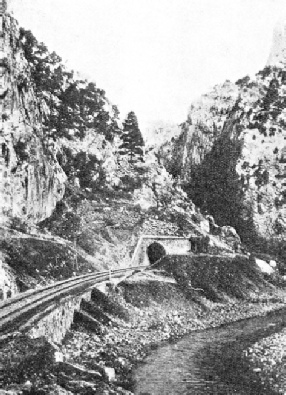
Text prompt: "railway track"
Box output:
[[0, 265, 147, 340]]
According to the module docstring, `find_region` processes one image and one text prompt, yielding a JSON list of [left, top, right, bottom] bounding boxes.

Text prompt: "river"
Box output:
[[133, 307, 286, 394]]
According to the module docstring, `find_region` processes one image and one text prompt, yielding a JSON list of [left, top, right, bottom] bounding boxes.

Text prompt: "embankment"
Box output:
[[1, 254, 286, 394]]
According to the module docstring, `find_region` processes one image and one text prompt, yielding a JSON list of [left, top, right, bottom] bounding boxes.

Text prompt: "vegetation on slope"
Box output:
[[19, 28, 121, 142], [18, 27, 148, 196], [163, 254, 271, 302], [160, 65, 286, 256]]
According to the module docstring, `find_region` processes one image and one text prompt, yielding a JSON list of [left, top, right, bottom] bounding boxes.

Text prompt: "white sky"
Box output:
[[8, 0, 286, 131]]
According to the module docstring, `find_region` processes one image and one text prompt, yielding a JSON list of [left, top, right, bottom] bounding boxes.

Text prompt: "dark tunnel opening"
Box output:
[[147, 242, 166, 265]]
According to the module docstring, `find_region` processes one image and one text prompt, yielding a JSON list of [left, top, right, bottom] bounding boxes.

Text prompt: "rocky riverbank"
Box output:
[[1, 267, 286, 395], [243, 326, 286, 394], [59, 272, 286, 394]]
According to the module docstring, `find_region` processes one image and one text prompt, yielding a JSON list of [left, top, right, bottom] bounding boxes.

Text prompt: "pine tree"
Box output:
[[119, 111, 144, 163]]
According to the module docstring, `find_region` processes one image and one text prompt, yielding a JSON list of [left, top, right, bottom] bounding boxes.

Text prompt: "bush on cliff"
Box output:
[[162, 254, 269, 302], [184, 132, 253, 238]]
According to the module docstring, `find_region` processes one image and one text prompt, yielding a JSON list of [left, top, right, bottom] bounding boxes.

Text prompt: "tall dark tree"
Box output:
[[119, 111, 145, 162]]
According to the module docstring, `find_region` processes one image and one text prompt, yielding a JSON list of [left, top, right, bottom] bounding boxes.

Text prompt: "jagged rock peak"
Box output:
[[267, 17, 286, 67]]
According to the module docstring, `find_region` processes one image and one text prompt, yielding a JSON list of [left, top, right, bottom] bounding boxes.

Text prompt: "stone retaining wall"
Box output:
[[27, 291, 92, 344]]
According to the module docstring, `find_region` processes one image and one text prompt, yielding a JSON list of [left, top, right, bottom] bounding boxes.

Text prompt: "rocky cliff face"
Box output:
[[165, 36, 286, 247], [159, 80, 241, 180], [0, 14, 66, 225]]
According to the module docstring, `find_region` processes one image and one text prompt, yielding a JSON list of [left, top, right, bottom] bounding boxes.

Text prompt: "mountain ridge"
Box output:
[[159, 28, 286, 256]]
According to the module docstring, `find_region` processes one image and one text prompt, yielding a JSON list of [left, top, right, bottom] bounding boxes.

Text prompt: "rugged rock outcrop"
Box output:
[[159, 80, 240, 180], [0, 13, 66, 225], [164, 25, 286, 249], [0, 253, 18, 299]]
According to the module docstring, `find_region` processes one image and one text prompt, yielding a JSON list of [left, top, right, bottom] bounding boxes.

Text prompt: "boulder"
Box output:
[[59, 379, 98, 393], [103, 367, 116, 382], [207, 216, 241, 251], [73, 310, 103, 335], [80, 299, 111, 325], [254, 258, 275, 275], [56, 362, 102, 381], [269, 260, 277, 268]]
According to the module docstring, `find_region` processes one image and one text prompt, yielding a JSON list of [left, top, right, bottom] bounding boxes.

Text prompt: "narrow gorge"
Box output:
[[1, 2, 286, 395]]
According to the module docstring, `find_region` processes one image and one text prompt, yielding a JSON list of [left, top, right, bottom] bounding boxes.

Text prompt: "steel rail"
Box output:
[[0, 265, 146, 312], [0, 265, 147, 337]]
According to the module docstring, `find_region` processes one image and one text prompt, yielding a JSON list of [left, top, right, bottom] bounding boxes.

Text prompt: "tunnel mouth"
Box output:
[[147, 242, 166, 265]]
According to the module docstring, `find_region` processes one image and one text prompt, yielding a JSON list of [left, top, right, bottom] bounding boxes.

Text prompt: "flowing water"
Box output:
[[133, 308, 286, 394]]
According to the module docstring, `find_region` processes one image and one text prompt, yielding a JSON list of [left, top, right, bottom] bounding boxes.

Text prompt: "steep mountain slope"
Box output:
[[159, 80, 241, 179], [0, 11, 244, 301], [0, 12, 130, 298], [0, 15, 66, 224], [164, 30, 286, 253]]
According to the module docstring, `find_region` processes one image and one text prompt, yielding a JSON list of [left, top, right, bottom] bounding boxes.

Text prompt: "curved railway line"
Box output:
[[0, 265, 148, 341]]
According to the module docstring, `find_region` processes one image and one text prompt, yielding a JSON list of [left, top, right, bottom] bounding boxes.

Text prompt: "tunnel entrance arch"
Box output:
[[147, 242, 166, 265]]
